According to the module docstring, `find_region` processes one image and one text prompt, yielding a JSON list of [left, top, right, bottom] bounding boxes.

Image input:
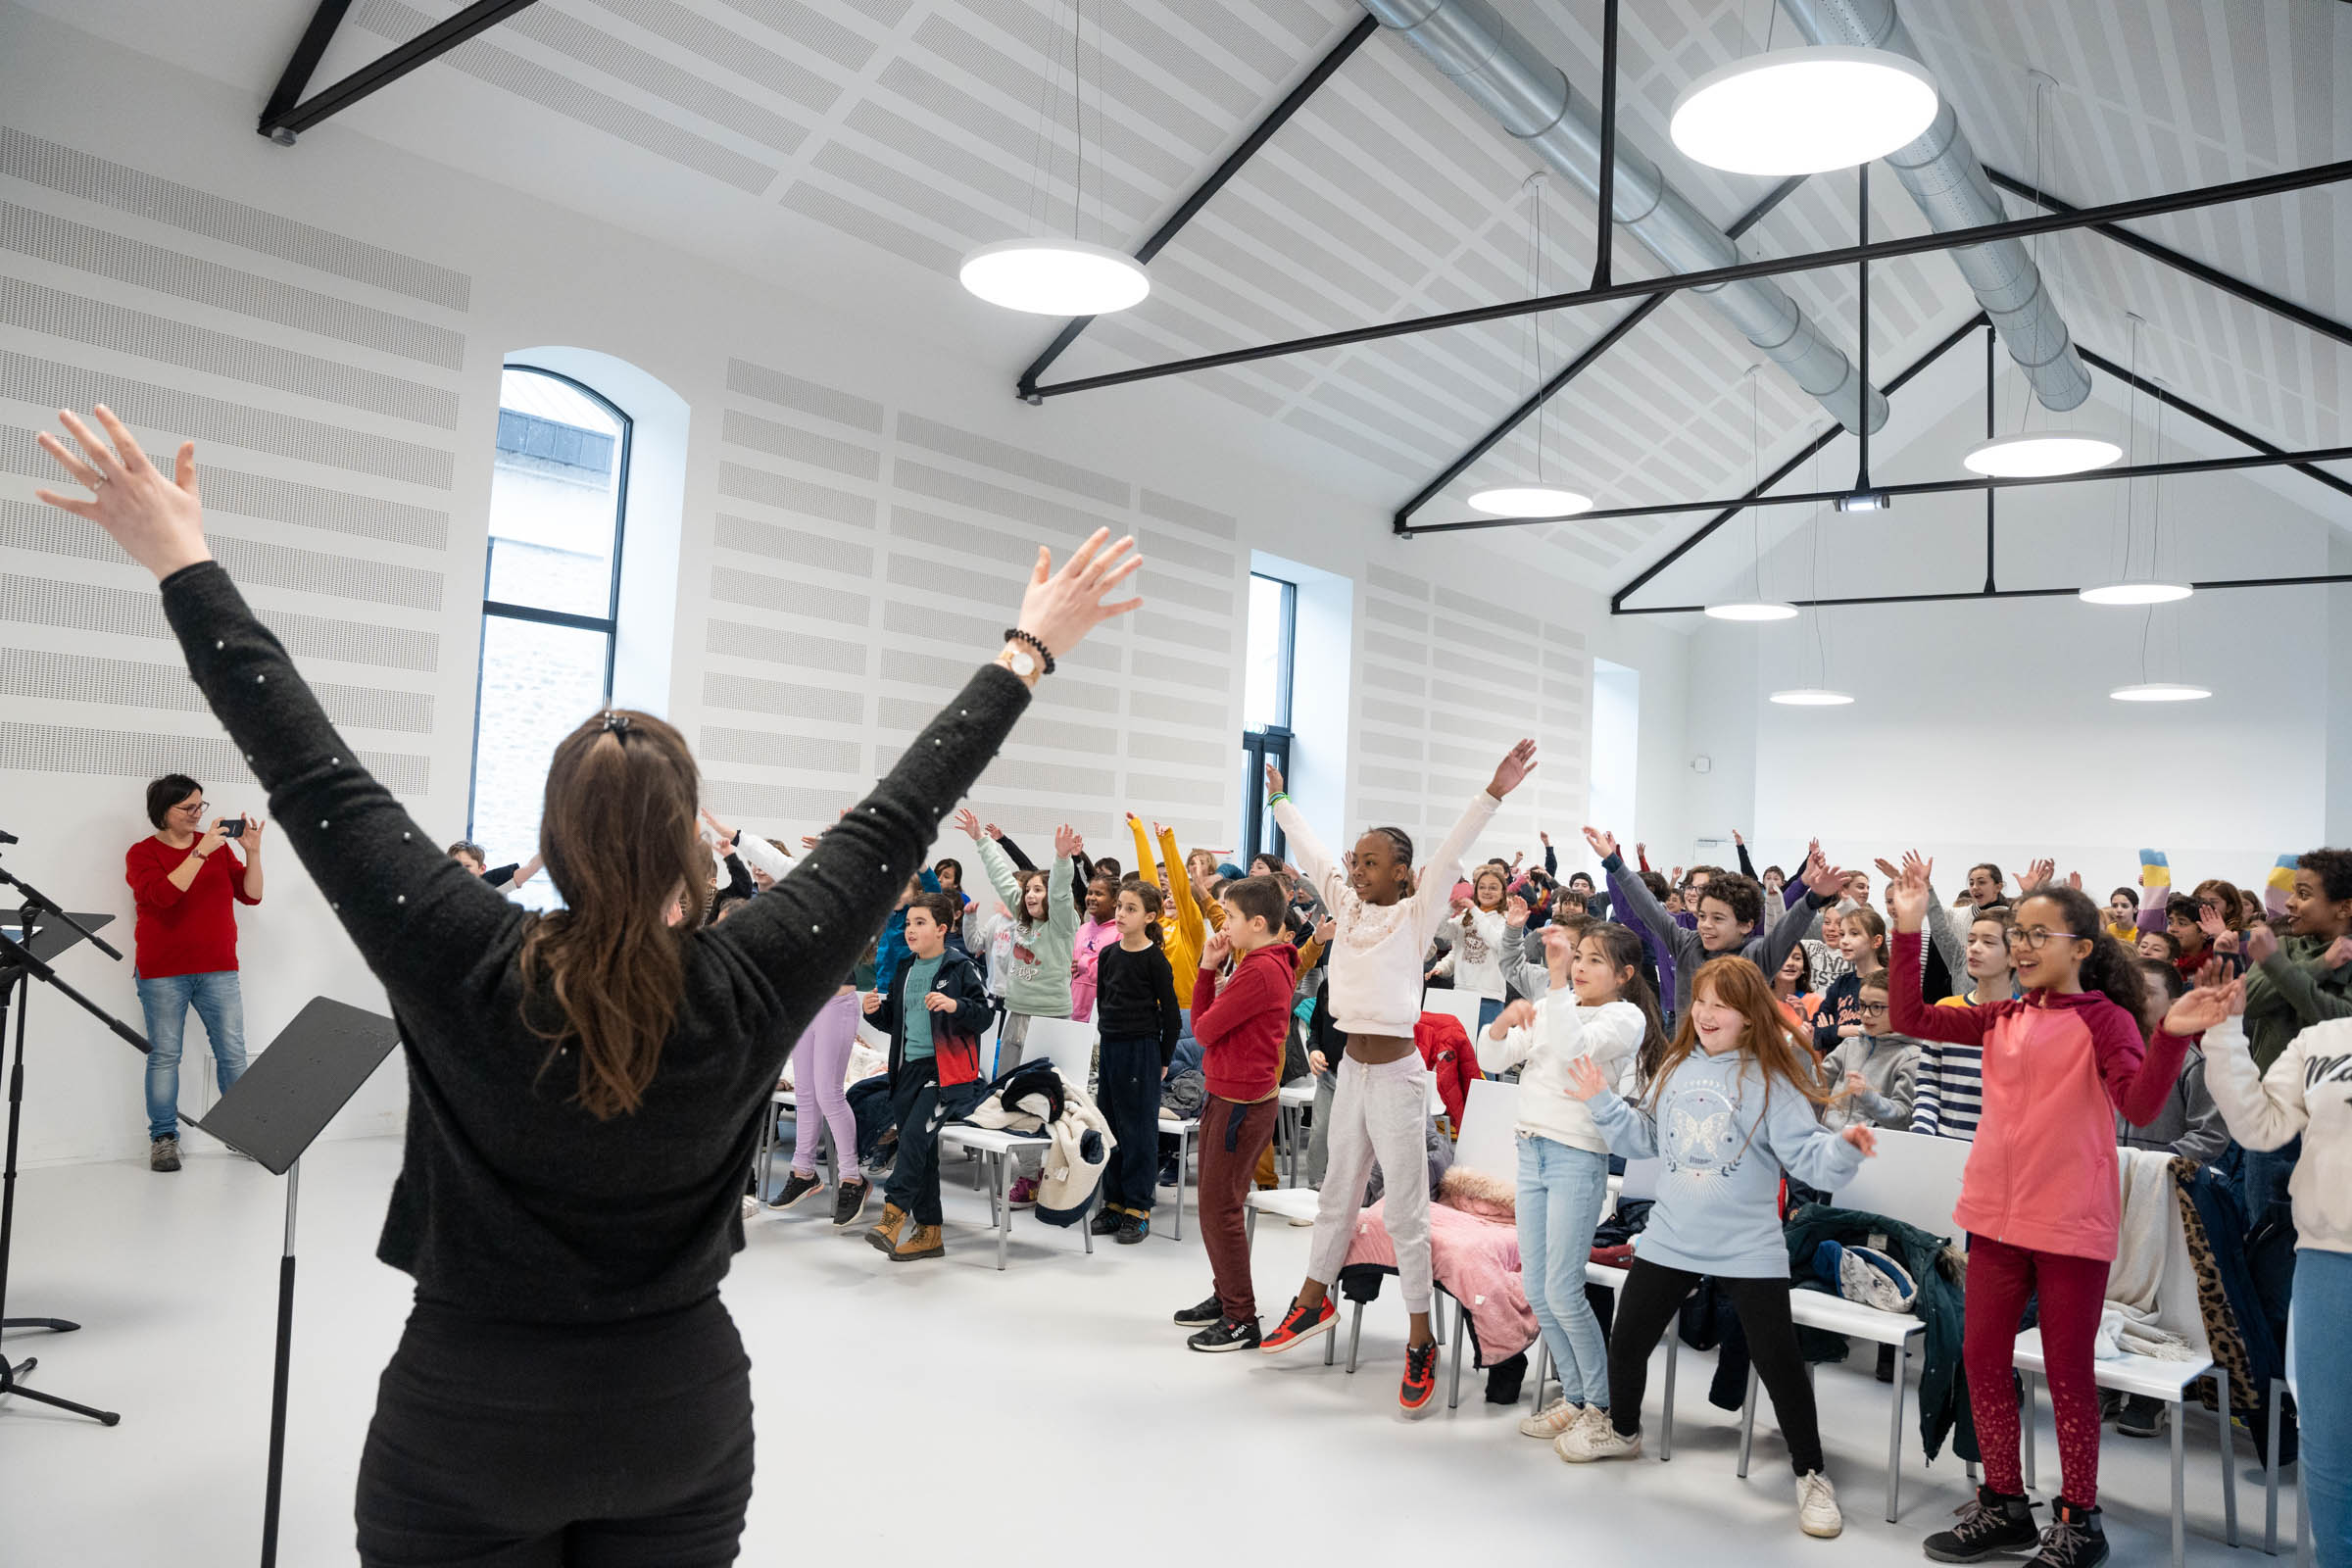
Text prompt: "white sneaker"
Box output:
[[1795, 1470, 1842, 1538], [739, 1194, 760, 1220], [1519, 1397, 1583, 1439], [1555, 1411, 1641, 1463]]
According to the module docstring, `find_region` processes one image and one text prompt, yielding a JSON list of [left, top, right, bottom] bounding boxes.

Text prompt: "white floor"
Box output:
[[1, 1134, 2266, 1566]]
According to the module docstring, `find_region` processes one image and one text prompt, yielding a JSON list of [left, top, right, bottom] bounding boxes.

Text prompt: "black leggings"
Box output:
[[356, 1295, 754, 1567], [1606, 1256, 1823, 1475]]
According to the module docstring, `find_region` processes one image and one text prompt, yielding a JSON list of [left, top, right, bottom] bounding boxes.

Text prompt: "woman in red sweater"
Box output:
[[1887, 865, 2209, 1568], [124, 772, 265, 1171]]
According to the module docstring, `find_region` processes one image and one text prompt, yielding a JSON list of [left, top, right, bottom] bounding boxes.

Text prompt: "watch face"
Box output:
[[1006, 646, 1037, 676]]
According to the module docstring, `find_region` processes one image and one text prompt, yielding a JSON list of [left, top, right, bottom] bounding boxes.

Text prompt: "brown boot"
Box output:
[[865, 1202, 908, 1254], [889, 1223, 945, 1262]]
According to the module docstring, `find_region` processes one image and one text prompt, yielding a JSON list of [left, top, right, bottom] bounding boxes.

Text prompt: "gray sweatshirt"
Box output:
[[1822, 1031, 1921, 1132]]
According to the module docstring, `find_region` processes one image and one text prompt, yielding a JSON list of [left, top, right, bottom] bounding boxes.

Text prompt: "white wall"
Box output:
[[0, 7, 1693, 1165]]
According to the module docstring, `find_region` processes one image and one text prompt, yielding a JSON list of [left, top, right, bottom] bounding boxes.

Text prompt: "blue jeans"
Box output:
[[2294, 1248, 2350, 1568], [1516, 1132, 1611, 1407], [135, 970, 247, 1141]]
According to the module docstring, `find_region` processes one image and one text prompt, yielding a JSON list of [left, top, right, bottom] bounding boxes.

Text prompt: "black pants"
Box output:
[[356, 1296, 753, 1567], [882, 1058, 983, 1226], [1096, 1033, 1161, 1216], [1607, 1256, 1823, 1475]]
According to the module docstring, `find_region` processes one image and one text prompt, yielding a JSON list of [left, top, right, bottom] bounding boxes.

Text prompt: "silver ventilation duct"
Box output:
[[1361, 0, 1887, 433], [1777, 0, 2092, 411]]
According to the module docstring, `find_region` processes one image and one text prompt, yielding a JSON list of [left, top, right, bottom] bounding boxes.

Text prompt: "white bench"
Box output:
[[1732, 1129, 1971, 1521], [937, 1017, 1096, 1271]]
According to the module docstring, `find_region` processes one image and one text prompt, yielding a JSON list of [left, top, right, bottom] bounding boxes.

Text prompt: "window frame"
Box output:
[[466, 364, 633, 844], [1239, 571, 1298, 865]]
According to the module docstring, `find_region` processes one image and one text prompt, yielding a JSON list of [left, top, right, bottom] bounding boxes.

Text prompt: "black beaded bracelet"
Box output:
[[1002, 628, 1056, 675]]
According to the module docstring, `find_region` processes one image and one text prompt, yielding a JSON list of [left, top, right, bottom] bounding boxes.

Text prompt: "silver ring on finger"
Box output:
[[89, 471, 110, 489]]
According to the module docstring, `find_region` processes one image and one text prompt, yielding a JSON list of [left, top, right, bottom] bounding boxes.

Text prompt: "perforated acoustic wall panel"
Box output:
[[0, 124, 466, 810], [1357, 564, 1589, 864], [697, 356, 1242, 854]]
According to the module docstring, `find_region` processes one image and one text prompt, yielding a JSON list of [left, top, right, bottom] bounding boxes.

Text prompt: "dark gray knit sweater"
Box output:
[[159, 562, 1029, 1321]]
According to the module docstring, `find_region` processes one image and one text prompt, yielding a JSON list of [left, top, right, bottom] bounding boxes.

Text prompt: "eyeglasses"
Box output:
[[175, 801, 209, 816], [1855, 1002, 1889, 1016], [2005, 925, 2083, 950]]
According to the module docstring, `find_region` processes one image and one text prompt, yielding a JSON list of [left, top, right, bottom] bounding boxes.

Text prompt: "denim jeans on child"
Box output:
[[135, 970, 247, 1141], [2291, 1247, 2350, 1568], [1515, 1131, 1611, 1407]]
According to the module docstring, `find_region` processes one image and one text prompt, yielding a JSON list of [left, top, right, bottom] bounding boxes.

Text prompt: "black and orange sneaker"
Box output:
[[1259, 1296, 1337, 1354], [1399, 1340, 1439, 1414]]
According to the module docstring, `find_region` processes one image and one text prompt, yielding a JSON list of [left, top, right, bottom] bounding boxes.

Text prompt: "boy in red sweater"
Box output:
[[1172, 874, 1298, 1351]]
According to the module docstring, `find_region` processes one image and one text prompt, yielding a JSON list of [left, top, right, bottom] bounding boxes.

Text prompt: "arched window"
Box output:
[[466, 366, 629, 910]]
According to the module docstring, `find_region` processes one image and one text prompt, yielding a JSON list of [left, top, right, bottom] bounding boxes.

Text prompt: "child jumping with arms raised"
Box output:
[[1257, 740, 1539, 1416]]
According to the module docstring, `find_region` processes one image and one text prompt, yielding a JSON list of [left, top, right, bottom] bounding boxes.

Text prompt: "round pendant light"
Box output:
[[1466, 485, 1594, 518], [959, 238, 1150, 317], [1769, 687, 1855, 707], [1705, 600, 1800, 621], [2110, 682, 2211, 703], [1963, 430, 2125, 477], [1670, 46, 1940, 176], [2080, 580, 2193, 606]]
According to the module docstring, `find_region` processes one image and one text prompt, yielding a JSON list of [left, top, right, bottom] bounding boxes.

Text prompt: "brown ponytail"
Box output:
[[518, 710, 705, 1119]]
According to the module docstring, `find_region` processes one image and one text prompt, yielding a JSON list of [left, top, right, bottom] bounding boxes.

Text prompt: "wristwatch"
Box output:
[[996, 641, 1041, 685]]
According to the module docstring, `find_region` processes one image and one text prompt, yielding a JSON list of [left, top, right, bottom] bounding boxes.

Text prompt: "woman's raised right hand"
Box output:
[[1013, 527, 1142, 661]]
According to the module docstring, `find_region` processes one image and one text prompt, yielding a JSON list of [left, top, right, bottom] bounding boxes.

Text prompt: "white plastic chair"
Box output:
[[1419, 986, 1486, 1048], [938, 1017, 1100, 1270], [1735, 1129, 1971, 1520], [2013, 1158, 2236, 1568], [1427, 1078, 1518, 1409]]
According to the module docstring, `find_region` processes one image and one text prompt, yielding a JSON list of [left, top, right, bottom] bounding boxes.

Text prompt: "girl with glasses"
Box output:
[[1886, 867, 2206, 1568]]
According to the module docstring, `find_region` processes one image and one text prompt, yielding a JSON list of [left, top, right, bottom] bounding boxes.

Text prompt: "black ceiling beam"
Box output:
[[258, 0, 543, 143], [1580, 313, 1984, 612], [258, 0, 356, 136], [1391, 176, 1804, 533], [1984, 168, 2352, 353], [1614, 571, 2352, 616], [1406, 439, 2352, 536], [1014, 15, 1379, 401], [2074, 342, 2352, 506], [1025, 156, 2352, 399]]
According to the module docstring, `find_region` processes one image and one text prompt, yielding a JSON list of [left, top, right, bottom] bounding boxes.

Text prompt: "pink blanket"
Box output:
[[1341, 1196, 1538, 1366]]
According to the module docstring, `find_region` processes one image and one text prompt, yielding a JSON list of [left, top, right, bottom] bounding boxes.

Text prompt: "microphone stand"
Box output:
[[0, 857, 158, 1427]]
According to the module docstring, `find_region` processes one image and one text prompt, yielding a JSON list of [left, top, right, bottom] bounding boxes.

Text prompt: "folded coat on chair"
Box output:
[[1338, 1173, 1537, 1368], [963, 1062, 1115, 1227]]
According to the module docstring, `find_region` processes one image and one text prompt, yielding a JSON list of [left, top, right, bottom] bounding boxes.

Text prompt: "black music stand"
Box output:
[[0, 907, 127, 1428], [197, 996, 401, 1568]]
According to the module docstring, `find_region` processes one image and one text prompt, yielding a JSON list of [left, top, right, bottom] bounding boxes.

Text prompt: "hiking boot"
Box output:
[[2024, 1500, 2107, 1568], [865, 1201, 908, 1254], [1519, 1397, 1583, 1440], [2115, 1395, 2168, 1439], [769, 1169, 822, 1209], [1795, 1471, 1843, 1539], [1260, 1296, 1337, 1353], [1090, 1207, 1122, 1236], [1923, 1485, 2041, 1561], [889, 1223, 945, 1262], [1555, 1414, 1642, 1463], [1116, 1212, 1150, 1245], [1398, 1340, 1439, 1415], [1189, 1318, 1261, 1352], [1172, 1295, 1223, 1329], [830, 1177, 871, 1227], [150, 1137, 180, 1173]]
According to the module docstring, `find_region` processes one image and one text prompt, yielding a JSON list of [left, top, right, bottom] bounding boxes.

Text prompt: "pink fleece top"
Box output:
[[1069, 917, 1118, 1023], [1891, 933, 2190, 1261]]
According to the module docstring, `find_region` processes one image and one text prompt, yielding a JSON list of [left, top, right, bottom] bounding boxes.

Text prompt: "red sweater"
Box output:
[[1190, 941, 1298, 1102], [126, 836, 259, 978]]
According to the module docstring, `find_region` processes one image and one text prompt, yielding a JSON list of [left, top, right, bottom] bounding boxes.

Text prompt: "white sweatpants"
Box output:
[[1304, 1051, 1433, 1314]]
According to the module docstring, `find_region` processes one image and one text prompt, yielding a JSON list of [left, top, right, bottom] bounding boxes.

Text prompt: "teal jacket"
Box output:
[[1784, 1202, 1976, 1465]]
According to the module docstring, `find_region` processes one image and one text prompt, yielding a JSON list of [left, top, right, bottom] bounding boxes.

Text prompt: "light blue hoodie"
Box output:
[[1589, 1048, 1863, 1279]]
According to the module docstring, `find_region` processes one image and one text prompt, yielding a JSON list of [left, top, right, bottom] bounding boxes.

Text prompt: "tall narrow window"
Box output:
[[1239, 571, 1296, 862], [467, 367, 629, 909]]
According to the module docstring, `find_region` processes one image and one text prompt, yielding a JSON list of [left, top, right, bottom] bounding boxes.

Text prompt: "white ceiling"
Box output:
[[16, 0, 2352, 594]]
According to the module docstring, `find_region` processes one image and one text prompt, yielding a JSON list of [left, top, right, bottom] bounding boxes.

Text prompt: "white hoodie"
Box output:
[[1483, 993, 1646, 1155]]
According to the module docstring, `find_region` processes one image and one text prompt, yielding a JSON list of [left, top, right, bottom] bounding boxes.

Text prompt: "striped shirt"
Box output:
[[1908, 1032, 1984, 1141]]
